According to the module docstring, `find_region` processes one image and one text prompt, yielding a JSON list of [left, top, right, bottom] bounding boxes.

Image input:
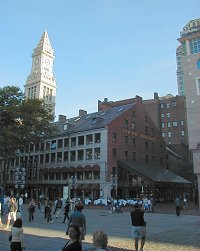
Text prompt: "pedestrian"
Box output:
[[62, 198, 70, 223], [55, 197, 63, 219], [4, 197, 18, 230], [62, 225, 82, 251], [175, 195, 181, 216], [18, 196, 24, 214], [92, 230, 110, 251], [46, 202, 53, 223], [10, 218, 25, 251], [28, 199, 36, 222], [66, 203, 86, 242], [130, 203, 146, 251]]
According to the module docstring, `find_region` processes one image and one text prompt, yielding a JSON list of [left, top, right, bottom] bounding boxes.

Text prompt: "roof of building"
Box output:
[[118, 160, 191, 184], [56, 103, 134, 135]]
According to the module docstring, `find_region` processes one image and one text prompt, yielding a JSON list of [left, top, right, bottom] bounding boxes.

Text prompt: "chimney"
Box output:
[[58, 115, 67, 122], [79, 109, 87, 116]]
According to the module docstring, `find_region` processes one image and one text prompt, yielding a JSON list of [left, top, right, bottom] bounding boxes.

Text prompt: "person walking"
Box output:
[[130, 203, 146, 251], [92, 230, 110, 251], [175, 195, 182, 216], [5, 197, 18, 230], [46, 202, 53, 223], [55, 197, 63, 219], [62, 198, 70, 223], [66, 203, 86, 241], [28, 199, 36, 222], [62, 225, 82, 251], [10, 218, 25, 251]]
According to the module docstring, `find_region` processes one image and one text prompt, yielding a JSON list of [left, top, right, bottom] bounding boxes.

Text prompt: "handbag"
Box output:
[[9, 235, 12, 241]]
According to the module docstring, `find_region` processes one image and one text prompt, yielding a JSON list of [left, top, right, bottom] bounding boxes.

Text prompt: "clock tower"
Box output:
[[24, 31, 56, 118]]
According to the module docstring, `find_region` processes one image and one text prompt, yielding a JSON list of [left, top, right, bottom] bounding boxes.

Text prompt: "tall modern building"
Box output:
[[24, 31, 56, 117], [176, 18, 200, 207]]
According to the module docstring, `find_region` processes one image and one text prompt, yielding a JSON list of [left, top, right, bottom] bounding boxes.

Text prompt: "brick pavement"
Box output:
[[0, 202, 199, 251]]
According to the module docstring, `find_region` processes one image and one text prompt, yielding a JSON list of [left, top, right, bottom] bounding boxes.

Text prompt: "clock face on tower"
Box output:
[[45, 59, 50, 65], [34, 58, 39, 65]]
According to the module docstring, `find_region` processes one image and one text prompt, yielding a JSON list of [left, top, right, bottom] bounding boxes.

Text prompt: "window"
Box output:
[[112, 148, 117, 157], [197, 59, 200, 70], [161, 113, 164, 118], [172, 101, 176, 107], [112, 133, 117, 142], [57, 152, 62, 162], [95, 133, 101, 143], [145, 155, 149, 164], [167, 122, 171, 128], [64, 151, 68, 161], [94, 148, 100, 159], [172, 121, 178, 127], [166, 103, 170, 108], [145, 126, 148, 135], [40, 155, 44, 164], [124, 119, 128, 127], [152, 156, 156, 164], [70, 151, 76, 161], [71, 137, 76, 147], [86, 148, 92, 160], [189, 37, 200, 54], [45, 154, 49, 163], [196, 78, 200, 95], [94, 171, 100, 179], [166, 113, 170, 118], [51, 153, 55, 162], [181, 130, 185, 136], [78, 136, 84, 145], [132, 138, 136, 146], [168, 132, 172, 138], [124, 136, 128, 144], [132, 152, 136, 162], [132, 122, 136, 130], [64, 138, 69, 147], [145, 141, 148, 149], [180, 120, 184, 126], [56, 173, 61, 180], [161, 122, 165, 128], [78, 150, 84, 161], [77, 172, 83, 180], [124, 151, 128, 160], [85, 171, 92, 179], [86, 134, 93, 144], [160, 104, 164, 108], [162, 132, 165, 137], [58, 139, 63, 148], [132, 111, 136, 118]]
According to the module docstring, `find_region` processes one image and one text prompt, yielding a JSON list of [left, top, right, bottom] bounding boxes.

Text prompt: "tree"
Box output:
[[0, 85, 58, 189]]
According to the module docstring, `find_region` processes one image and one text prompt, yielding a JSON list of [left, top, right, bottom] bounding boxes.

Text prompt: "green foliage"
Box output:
[[0, 85, 58, 160]]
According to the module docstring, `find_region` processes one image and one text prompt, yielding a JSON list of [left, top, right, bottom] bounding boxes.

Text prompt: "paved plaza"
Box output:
[[0, 204, 200, 251]]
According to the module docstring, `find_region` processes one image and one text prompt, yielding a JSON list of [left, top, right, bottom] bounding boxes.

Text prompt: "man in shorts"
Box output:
[[130, 203, 146, 251]]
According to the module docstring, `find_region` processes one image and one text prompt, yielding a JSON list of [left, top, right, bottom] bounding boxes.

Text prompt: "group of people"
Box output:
[[0, 194, 147, 251]]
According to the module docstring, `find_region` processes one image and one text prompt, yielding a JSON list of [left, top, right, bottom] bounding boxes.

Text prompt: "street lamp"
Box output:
[[110, 174, 118, 198], [69, 175, 77, 198]]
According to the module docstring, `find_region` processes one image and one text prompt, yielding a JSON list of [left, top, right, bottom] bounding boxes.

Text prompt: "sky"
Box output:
[[0, 1, 200, 120]]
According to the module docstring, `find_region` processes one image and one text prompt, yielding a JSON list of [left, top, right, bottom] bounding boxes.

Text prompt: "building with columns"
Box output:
[[24, 31, 56, 117], [176, 18, 200, 207]]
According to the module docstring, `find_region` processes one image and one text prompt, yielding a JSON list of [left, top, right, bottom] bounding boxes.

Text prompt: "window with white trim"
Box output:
[[172, 121, 178, 127]]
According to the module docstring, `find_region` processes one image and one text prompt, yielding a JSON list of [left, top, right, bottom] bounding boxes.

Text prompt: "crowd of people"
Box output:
[[0, 193, 190, 251]]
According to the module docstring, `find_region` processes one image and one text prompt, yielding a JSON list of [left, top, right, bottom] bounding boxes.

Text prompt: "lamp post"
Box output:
[[14, 163, 26, 210], [110, 174, 118, 198], [69, 175, 77, 198]]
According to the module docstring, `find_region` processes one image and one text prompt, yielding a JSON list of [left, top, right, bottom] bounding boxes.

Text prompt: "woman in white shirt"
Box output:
[[10, 218, 25, 251]]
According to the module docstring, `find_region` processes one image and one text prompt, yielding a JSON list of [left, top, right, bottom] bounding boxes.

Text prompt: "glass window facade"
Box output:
[[189, 37, 200, 54]]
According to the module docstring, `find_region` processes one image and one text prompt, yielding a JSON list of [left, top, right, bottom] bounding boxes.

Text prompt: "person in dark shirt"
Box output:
[[130, 203, 146, 251]]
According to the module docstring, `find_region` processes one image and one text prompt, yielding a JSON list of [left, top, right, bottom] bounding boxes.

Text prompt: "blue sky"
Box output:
[[0, 1, 199, 119]]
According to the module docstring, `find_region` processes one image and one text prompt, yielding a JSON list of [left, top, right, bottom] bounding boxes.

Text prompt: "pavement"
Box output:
[[0, 202, 199, 251]]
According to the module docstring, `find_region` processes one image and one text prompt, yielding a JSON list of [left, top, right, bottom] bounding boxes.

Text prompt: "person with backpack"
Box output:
[[28, 199, 36, 222], [55, 197, 62, 219]]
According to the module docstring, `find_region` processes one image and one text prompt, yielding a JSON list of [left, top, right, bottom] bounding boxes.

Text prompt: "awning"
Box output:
[[118, 160, 191, 184]]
